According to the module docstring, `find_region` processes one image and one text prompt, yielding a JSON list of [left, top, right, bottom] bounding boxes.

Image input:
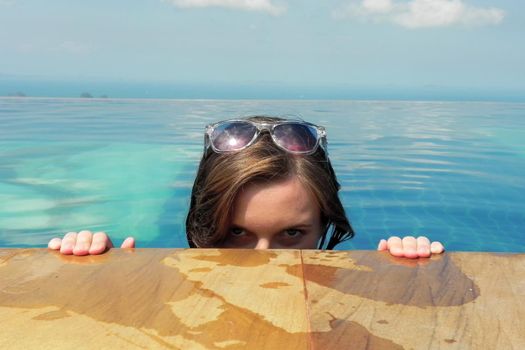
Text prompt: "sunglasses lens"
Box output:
[[211, 121, 257, 152], [273, 123, 318, 153]]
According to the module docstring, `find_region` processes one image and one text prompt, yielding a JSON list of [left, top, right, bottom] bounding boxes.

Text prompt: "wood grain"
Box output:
[[0, 249, 523, 349], [302, 250, 525, 349]]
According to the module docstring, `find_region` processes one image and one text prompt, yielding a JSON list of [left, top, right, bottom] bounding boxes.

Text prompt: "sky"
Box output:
[[0, 0, 524, 100]]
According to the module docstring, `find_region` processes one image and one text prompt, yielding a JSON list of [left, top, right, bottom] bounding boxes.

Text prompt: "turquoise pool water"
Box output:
[[1, 98, 524, 252]]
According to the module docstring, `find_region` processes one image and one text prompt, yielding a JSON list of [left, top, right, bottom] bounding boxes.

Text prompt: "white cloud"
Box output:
[[164, 0, 286, 16], [362, 0, 393, 13], [334, 0, 505, 28]]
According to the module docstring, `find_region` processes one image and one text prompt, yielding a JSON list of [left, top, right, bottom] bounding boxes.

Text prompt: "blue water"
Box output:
[[1, 97, 524, 252]]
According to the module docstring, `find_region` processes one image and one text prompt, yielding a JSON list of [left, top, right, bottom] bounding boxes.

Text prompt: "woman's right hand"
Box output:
[[48, 230, 135, 255]]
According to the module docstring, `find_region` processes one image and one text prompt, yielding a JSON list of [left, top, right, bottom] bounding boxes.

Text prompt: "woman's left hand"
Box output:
[[377, 236, 444, 259]]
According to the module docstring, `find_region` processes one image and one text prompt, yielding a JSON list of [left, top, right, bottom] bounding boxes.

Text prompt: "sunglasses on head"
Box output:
[[205, 119, 327, 155]]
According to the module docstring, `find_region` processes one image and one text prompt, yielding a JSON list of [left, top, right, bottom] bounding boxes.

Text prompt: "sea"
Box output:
[[1, 97, 524, 252]]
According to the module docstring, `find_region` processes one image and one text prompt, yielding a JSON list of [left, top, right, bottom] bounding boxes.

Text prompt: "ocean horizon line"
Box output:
[[1, 95, 524, 104], [1, 79, 524, 103], [2, 96, 525, 106]]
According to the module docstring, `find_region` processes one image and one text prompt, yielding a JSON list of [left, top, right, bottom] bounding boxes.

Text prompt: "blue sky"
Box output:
[[0, 0, 524, 99]]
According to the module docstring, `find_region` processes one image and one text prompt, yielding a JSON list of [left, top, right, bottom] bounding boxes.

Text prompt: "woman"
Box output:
[[48, 116, 444, 258]]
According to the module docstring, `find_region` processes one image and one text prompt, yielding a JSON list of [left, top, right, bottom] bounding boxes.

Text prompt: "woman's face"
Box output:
[[220, 176, 323, 249]]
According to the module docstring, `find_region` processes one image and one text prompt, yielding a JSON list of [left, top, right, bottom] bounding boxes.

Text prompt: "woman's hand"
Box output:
[[48, 230, 135, 256], [377, 236, 444, 259]]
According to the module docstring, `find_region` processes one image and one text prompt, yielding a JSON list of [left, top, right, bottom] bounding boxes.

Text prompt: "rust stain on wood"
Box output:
[[259, 282, 291, 289], [191, 249, 278, 267]]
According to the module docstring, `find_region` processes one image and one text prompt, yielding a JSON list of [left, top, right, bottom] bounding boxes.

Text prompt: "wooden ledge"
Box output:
[[0, 249, 524, 349]]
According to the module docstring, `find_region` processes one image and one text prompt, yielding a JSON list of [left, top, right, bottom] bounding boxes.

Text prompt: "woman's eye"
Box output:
[[283, 229, 303, 238], [230, 227, 245, 237], [222, 227, 252, 248]]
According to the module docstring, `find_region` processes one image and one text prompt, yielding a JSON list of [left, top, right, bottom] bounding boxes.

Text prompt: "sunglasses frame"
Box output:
[[204, 119, 328, 155]]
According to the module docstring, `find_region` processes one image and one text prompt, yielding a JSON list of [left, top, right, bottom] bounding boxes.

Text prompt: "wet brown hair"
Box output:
[[186, 116, 354, 249]]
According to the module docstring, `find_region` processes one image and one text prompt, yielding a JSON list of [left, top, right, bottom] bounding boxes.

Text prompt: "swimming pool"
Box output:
[[1, 98, 524, 252]]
